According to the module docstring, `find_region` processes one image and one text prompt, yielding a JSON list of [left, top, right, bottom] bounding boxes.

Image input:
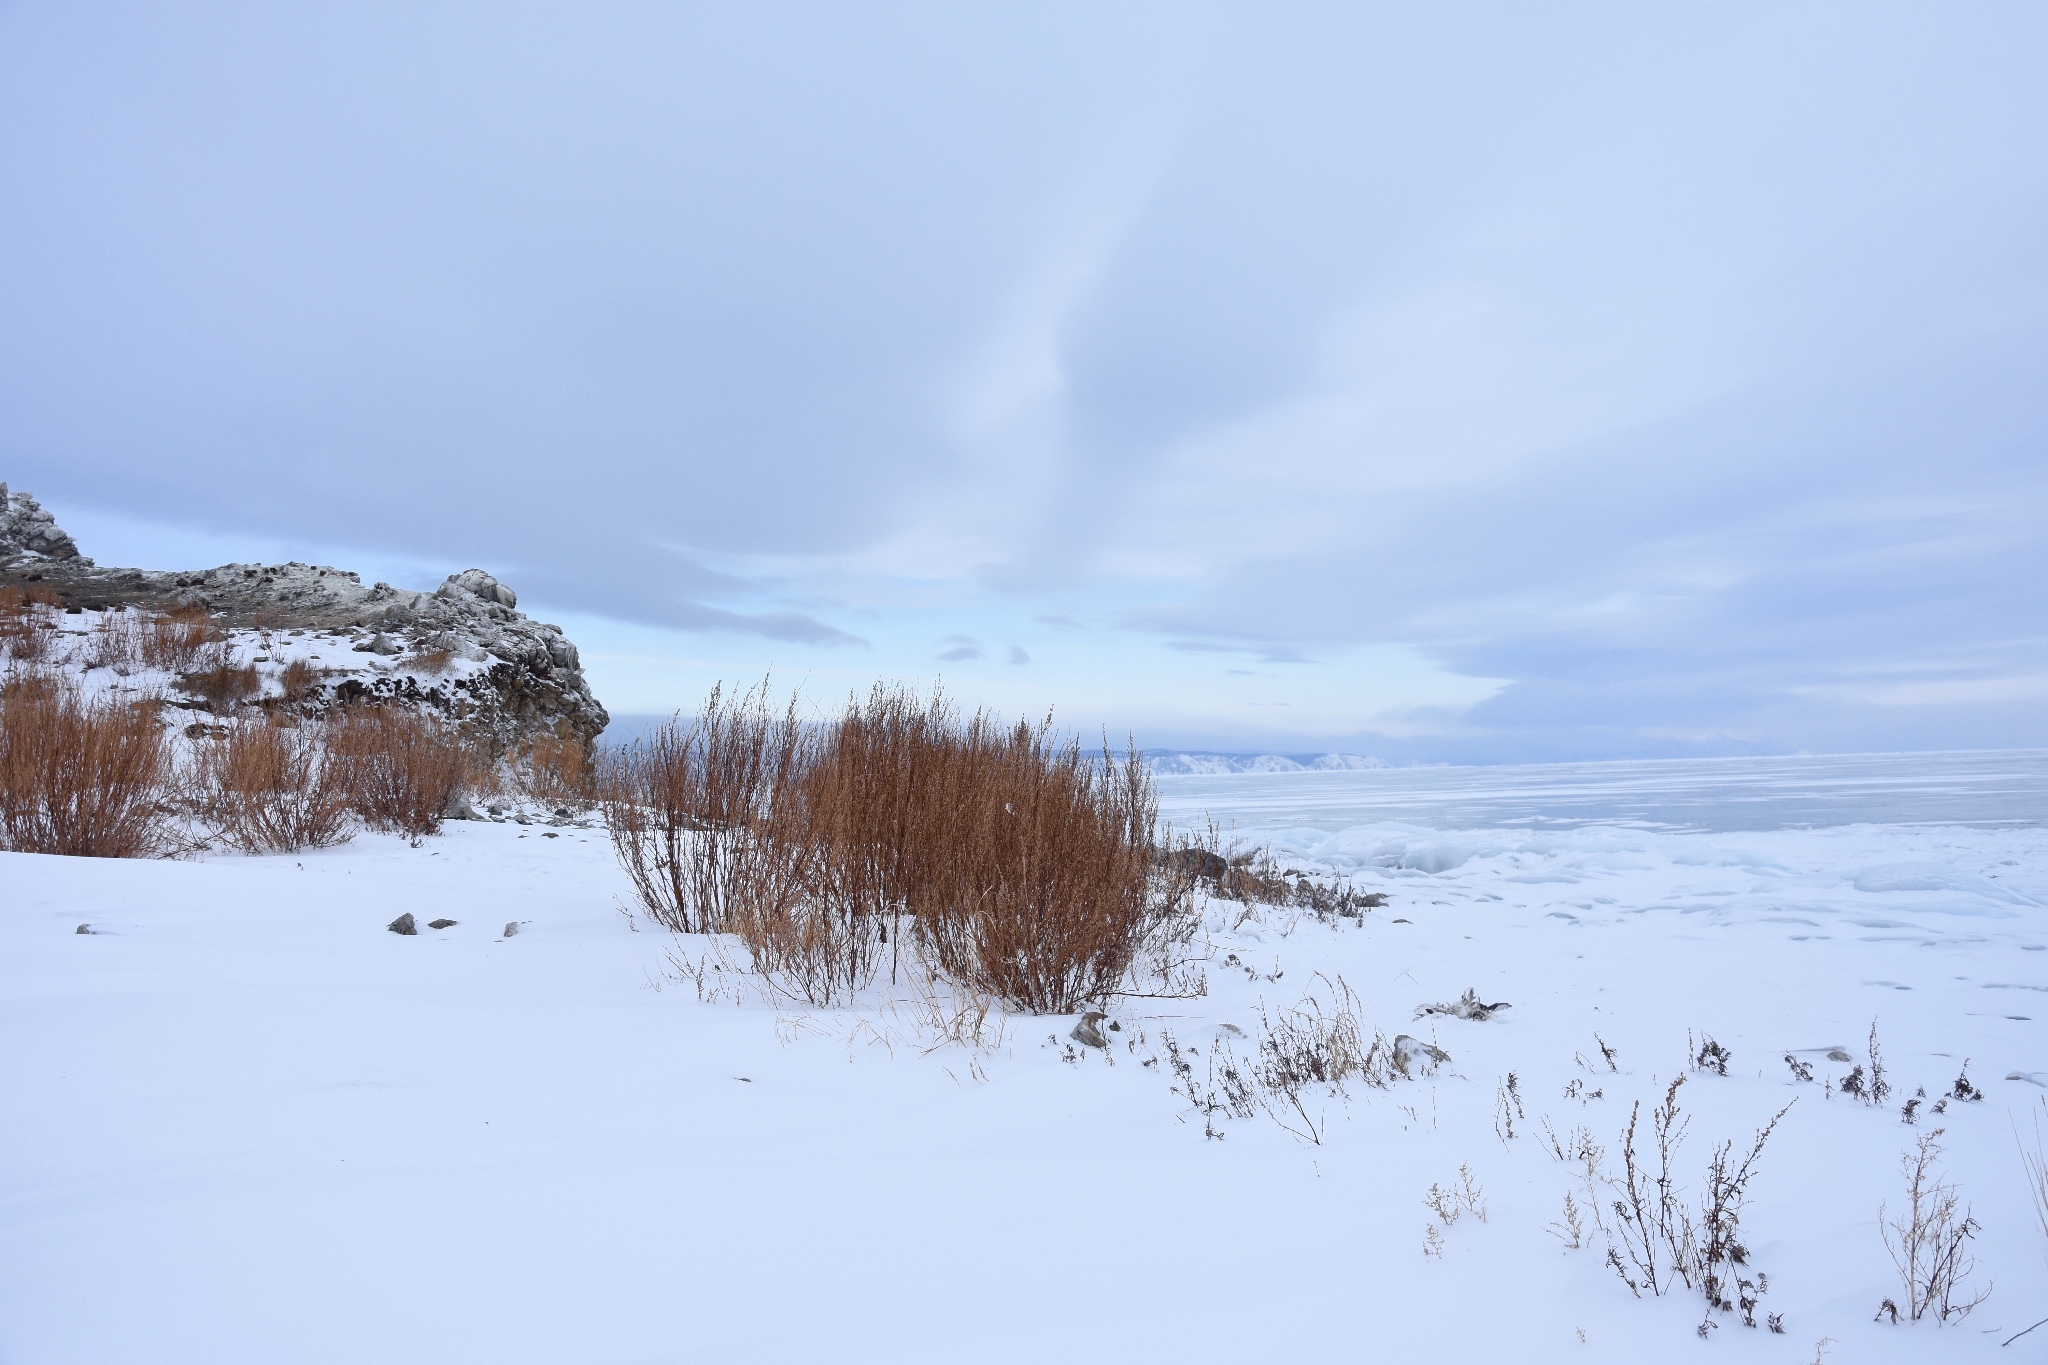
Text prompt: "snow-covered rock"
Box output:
[[0, 485, 607, 750]]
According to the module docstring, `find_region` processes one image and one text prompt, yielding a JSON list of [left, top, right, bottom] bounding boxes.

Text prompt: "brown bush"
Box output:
[[0, 673, 176, 857], [520, 733, 597, 809], [605, 678, 1191, 1012], [193, 715, 353, 853], [0, 586, 59, 665], [142, 605, 214, 672], [181, 642, 260, 710], [600, 678, 804, 936], [278, 657, 322, 702], [327, 705, 469, 844], [908, 712, 1164, 1014], [409, 645, 455, 675], [84, 609, 144, 674]]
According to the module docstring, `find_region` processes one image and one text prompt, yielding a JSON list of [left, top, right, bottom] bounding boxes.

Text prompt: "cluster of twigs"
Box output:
[[1585, 1075, 1793, 1336]]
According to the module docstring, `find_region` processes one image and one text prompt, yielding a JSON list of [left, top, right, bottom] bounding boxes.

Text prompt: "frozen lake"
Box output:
[[1157, 748, 2048, 835]]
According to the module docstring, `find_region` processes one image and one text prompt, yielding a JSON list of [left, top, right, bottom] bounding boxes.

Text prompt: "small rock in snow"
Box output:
[[428, 918, 457, 930], [1393, 1034, 1451, 1078], [503, 922, 519, 938], [75, 923, 91, 935], [1826, 1047, 1854, 1063], [1070, 1012, 1110, 1049], [387, 913, 417, 936]]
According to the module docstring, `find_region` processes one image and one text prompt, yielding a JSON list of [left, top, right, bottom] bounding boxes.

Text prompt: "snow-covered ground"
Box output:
[[4, 754, 2046, 1362], [20, 606, 492, 709]]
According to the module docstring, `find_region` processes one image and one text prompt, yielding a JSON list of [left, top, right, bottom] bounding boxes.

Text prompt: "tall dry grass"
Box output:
[[193, 715, 354, 853], [0, 586, 59, 665], [85, 609, 144, 674], [0, 673, 176, 857], [604, 679, 1192, 1012], [181, 641, 260, 710], [327, 705, 470, 845], [141, 604, 214, 672], [519, 732, 597, 810]]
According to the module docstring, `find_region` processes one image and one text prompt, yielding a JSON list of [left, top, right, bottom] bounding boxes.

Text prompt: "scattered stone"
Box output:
[[503, 922, 520, 938], [74, 923, 91, 935], [427, 918, 457, 930], [1826, 1047, 1854, 1063], [387, 913, 417, 935], [441, 791, 480, 821], [1415, 987, 1510, 1022], [1070, 1011, 1110, 1049], [1393, 1034, 1451, 1078]]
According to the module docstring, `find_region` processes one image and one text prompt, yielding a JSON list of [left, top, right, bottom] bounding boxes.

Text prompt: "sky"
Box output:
[[2, 3, 2044, 762]]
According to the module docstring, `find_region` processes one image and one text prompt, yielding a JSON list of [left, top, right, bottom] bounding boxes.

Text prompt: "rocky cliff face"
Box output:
[[0, 484, 608, 751]]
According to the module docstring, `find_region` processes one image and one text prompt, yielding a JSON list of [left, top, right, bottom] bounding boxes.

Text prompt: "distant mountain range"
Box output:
[[1144, 752, 1388, 775]]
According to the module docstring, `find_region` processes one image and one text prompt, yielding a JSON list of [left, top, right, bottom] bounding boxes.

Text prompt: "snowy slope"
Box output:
[[3, 764, 2046, 1363]]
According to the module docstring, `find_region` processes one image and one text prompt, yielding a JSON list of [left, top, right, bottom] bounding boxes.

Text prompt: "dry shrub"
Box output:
[[1593, 1076, 1794, 1335], [409, 645, 455, 675], [731, 684, 949, 1000], [278, 657, 322, 702], [909, 707, 1166, 1014], [602, 679, 1192, 1011], [327, 705, 469, 844], [142, 605, 214, 672], [85, 609, 144, 674], [1878, 1130, 1989, 1324], [0, 585, 59, 664], [193, 715, 353, 853], [601, 679, 803, 935], [181, 642, 260, 710], [521, 733, 597, 809], [0, 673, 175, 857]]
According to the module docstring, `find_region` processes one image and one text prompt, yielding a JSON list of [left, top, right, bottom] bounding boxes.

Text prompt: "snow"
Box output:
[[4, 754, 2046, 1362], [32, 607, 493, 709]]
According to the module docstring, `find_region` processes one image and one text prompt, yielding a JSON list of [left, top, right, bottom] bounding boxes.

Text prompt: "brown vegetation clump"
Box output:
[[278, 657, 322, 703], [908, 710, 1166, 1014], [141, 605, 214, 673], [409, 645, 455, 675], [521, 733, 597, 809], [192, 715, 353, 853], [600, 679, 804, 937], [84, 609, 144, 674], [603, 678, 1196, 1011], [181, 642, 261, 710], [0, 585, 60, 664], [327, 705, 469, 845], [0, 673, 175, 857]]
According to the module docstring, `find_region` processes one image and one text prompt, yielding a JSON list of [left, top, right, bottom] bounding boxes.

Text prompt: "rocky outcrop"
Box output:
[[0, 485, 608, 752], [0, 485, 82, 563]]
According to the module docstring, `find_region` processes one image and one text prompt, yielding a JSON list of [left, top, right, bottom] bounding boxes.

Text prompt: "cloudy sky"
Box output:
[[3, 3, 2044, 760]]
